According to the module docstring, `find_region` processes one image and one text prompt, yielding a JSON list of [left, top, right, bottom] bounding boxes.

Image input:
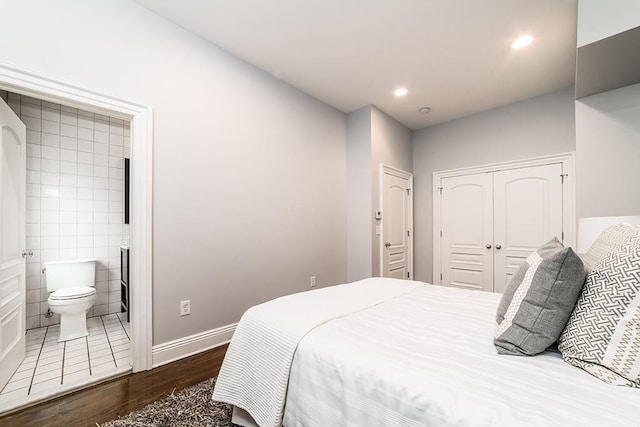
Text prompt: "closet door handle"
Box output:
[[495, 244, 502, 250], [485, 244, 492, 249]]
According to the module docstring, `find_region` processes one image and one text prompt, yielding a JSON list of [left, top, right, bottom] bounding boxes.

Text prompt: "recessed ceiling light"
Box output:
[[418, 107, 431, 114], [394, 88, 408, 97], [511, 35, 533, 50]]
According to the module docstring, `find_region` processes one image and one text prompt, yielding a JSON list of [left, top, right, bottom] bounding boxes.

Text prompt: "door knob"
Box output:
[[385, 242, 391, 247], [496, 244, 502, 250], [485, 244, 492, 249]]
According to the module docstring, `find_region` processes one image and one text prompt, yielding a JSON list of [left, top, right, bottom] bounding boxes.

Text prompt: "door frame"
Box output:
[[0, 61, 153, 372], [379, 164, 414, 278], [432, 152, 575, 286]]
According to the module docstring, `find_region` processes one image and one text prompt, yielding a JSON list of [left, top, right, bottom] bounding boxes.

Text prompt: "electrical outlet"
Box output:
[[180, 300, 191, 316], [310, 276, 317, 288]]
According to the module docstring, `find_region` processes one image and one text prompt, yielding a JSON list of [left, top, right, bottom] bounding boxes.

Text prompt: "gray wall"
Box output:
[[412, 87, 576, 282], [0, 0, 347, 345], [371, 107, 412, 276], [575, 84, 640, 217], [575, 1, 640, 219], [346, 107, 372, 281], [577, 0, 640, 46], [345, 105, 412, 279]]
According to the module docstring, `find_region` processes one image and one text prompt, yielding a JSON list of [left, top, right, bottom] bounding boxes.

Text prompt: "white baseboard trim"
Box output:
[[152, 323, 237, 368]]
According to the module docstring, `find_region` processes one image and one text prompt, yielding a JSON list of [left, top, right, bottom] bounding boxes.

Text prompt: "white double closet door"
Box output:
[[440, 163, 564, 293]]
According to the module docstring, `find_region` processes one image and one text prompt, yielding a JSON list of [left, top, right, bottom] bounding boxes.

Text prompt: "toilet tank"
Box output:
[[44, 259, 97, 292]]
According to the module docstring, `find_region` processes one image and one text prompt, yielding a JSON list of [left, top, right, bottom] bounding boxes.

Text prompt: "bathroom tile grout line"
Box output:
[[26, 326, 50, 395], [100, 315, 117, 366], [116, 312, 129, 340], [85, 335, 93, 376], [60, 341, 67, 387]]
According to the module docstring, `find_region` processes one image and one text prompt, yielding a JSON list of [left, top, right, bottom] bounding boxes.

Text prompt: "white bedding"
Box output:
[[283, 284, 640, 426], [212, 278, 422, 427]]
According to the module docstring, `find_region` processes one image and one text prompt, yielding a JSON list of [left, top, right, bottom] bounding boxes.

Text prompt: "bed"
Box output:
[[213, 225, 640, 426]]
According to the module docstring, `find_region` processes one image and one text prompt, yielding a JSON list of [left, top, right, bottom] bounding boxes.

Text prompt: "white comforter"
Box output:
[[212, 278, 422, 427], [284, 284, 640, 426]]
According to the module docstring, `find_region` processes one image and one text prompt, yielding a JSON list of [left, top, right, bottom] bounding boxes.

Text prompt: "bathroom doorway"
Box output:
[[0, 63, 152, 414]]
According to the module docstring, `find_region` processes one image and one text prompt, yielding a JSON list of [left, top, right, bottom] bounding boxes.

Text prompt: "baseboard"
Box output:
[[151, 323, 237, 368]]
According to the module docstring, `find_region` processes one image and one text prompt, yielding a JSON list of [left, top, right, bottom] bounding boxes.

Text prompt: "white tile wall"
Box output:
[[6, 92, 131, 329]]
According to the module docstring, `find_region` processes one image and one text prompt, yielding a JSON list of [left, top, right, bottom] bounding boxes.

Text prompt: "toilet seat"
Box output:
[[49, 286, 96, 301]]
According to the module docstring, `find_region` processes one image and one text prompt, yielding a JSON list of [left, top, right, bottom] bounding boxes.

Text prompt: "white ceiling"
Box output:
[[134, 0, 578, 130]]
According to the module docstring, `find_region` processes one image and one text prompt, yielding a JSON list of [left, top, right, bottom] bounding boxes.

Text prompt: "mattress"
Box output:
[[283, 284, 640, 426]]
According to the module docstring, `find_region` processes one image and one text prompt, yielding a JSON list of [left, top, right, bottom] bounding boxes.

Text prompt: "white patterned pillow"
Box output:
[[582, 224, 640, 273], [558, 234, 640, 387]]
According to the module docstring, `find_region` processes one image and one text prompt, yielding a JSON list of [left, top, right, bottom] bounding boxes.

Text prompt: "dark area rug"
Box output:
[[100, 378, 240, 427]]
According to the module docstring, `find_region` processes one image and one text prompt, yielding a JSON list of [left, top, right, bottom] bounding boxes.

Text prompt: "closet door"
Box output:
[[492, 164, 563, 293], [441, 173, 493, 292]]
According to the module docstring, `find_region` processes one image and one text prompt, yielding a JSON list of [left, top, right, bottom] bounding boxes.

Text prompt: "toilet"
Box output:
[[44, 259, 97, 342]]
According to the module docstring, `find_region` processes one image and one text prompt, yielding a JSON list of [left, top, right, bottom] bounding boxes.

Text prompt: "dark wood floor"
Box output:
[[0, 344, 228, 427]]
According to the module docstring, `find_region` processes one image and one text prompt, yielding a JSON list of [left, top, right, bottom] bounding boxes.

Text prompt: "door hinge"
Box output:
[[440, 230, 443, 238], [440, 273, 443, 280], [407, 230, 410, 237], [437, 187, 443, 195], [407, 272, 410, 278], [560, 174, 568, 183], [562, 231, 564, 242], [406, 188, 411, 195]]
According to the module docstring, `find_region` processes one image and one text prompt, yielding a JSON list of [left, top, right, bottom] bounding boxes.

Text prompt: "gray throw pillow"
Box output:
[[494, 238, 586, 356]]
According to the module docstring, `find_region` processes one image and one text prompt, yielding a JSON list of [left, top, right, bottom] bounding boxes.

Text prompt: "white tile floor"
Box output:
[[0, 313, 130, 404]]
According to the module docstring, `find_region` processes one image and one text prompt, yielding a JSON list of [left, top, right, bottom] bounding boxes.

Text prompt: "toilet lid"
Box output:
[[50, 286, 96, 300]]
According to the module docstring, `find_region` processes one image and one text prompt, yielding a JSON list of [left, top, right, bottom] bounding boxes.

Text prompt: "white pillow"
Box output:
[[559, 233, 640, 387]]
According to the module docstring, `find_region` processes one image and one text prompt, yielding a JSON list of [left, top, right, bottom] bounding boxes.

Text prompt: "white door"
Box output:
[[381, 167, 412, 279], [441, 173, 494, 291], [0, 97, 26, 390], [439, 164, 564, 293], [493, 164, 563, 293]]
